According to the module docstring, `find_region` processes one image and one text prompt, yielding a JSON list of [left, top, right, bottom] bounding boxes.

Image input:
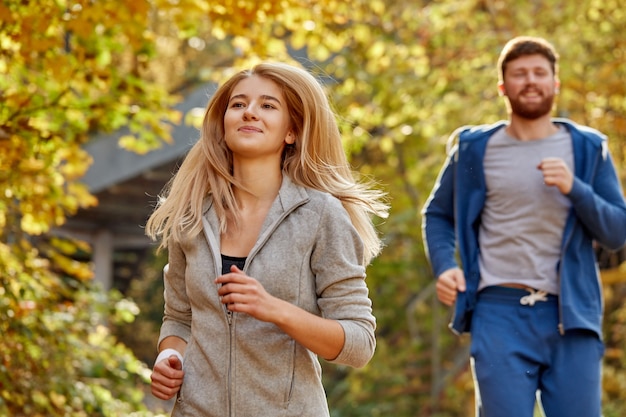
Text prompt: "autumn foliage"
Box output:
[[1, 0, 625, 416]]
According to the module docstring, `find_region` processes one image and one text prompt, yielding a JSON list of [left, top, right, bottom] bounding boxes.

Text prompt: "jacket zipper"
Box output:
[[228, 316, 234, 417], [221, 199, 306, 417], [219, 259, 233, 417]]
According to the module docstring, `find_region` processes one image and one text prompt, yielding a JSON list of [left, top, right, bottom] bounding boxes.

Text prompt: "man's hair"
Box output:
[[498, 36, 559, 82]]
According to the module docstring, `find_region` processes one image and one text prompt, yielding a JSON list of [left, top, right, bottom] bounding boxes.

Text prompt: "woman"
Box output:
[[146, 62, 388, 416]]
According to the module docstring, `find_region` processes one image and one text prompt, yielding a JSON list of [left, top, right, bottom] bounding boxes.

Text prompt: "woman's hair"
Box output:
[[497, 36, 559, 82], [145, 62, 388, 264]]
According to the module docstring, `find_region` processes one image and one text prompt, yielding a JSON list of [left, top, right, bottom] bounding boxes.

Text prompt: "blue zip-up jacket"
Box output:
[[422, 119, 626, 337]]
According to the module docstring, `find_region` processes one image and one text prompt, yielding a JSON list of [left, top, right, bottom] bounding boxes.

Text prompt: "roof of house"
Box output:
[[61, 82, 215, 249]]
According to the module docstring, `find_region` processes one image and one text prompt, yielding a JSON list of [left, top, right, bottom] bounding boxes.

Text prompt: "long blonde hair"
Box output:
[[145, 62, 388, 264]]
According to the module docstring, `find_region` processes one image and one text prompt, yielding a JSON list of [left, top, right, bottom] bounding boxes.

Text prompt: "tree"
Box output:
[[0, 0, 179, 415]]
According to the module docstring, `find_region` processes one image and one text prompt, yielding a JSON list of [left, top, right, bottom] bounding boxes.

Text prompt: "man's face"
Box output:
[[499, 54, 559, 119]]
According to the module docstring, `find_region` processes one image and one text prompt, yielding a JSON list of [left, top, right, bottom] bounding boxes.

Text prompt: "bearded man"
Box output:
[[422, 36, 626, 417]]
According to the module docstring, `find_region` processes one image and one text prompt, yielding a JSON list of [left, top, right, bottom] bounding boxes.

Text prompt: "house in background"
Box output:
[[59, 82, 214, 291]]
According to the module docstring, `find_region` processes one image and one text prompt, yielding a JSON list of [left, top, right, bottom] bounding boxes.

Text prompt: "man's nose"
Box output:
[[526, 73, 537, 84]]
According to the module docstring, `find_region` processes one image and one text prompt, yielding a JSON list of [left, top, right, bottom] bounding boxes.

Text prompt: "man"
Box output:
[[422, 36, 626, 417]]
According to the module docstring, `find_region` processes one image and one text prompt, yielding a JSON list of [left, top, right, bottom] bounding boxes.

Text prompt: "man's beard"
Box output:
[[507, 90, 555, 120]]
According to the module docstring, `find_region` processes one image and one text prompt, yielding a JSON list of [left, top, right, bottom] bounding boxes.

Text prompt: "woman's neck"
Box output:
[[232, 163, 283, 208]]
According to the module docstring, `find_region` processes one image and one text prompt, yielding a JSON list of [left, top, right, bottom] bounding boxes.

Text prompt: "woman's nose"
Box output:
[[243, 106, 258, 120]]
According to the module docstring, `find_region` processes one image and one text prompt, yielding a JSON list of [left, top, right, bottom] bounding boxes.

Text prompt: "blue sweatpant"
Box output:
[[470, 286, 604, 417]]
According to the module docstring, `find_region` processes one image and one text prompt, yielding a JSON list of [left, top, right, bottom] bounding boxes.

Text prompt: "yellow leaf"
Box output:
[[602, 266, 626, 284], [49, 392, 67, 409], [184, 107, 204, 129], [20, 209, 51, 235], [18, 158, 45, 173], [0, 4, 13, 23]]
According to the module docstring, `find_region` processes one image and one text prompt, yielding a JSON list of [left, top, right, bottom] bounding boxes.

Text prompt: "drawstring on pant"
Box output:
[[520, 288, 549, 306]]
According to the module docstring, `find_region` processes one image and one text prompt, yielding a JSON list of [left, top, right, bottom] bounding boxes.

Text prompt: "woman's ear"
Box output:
[[285, 130, 296, 145]]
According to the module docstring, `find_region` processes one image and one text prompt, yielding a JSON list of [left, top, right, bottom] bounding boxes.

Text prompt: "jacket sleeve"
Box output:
[[421, 146, 460, 278], [310, 195, 376, 368], [157, 239, 192, 349], [568, 145, 626, 250]]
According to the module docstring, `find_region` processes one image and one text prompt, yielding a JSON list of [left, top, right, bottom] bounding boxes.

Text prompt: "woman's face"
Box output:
[[223, 75, 295, 162]]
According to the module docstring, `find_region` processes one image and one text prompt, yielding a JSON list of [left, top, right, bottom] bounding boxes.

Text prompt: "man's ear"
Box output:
[[555, 79, 560, 94], [497, 82, 506, 97]]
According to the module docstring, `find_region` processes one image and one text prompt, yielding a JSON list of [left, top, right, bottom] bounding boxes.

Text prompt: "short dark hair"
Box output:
[[498, 36, 559, 82]]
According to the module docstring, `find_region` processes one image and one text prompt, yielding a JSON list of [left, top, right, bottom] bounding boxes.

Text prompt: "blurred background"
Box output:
[[1, 0, 625, 416]]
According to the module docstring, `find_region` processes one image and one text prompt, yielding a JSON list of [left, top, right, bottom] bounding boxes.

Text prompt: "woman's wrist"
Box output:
[[154, 348, 184, 367]]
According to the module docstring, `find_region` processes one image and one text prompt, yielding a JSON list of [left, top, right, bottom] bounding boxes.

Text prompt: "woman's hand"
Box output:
[[215, 265, 279, 322], [215, 265, 346, 361], [151, 353, 184, 400]]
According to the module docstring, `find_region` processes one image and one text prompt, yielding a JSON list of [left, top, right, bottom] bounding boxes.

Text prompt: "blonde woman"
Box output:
[[146, 62, 388, 416]]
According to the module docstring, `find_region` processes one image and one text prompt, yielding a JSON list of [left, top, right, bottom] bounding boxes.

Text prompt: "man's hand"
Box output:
[[538, 157, 573, 194], [436, 268, 466, 306]]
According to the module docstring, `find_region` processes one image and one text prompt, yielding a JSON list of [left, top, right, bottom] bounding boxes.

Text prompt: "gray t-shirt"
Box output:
[[478, 125, 573, 295]]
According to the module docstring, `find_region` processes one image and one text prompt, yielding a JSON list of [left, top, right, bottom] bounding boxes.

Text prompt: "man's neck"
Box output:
[[505, 114, 559, 141]]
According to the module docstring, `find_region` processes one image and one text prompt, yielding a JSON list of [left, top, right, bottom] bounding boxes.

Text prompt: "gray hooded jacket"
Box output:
[[158, 176, 376, 417]]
